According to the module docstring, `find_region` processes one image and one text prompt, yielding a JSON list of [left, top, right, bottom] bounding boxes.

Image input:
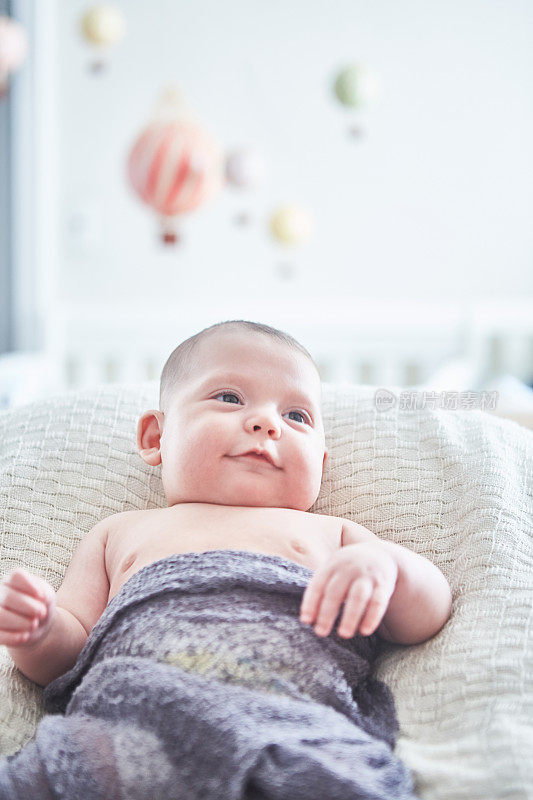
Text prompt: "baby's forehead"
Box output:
[[200, 358, 312, 378], [190, 334, 322, 400]]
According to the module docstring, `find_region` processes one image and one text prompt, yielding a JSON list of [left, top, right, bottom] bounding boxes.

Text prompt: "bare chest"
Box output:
[[105, 504, 342, 602]]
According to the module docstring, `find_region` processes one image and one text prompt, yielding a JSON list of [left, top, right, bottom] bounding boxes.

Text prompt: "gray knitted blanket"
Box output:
[[0, 550, 419, 799]]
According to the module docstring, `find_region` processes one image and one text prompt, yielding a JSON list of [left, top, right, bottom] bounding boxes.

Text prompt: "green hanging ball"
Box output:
[[333, 64, 380, 109]]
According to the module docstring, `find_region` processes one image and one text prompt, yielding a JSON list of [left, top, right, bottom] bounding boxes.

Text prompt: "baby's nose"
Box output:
[[253, 423, 278, 436], [248, 410, 281, 437]]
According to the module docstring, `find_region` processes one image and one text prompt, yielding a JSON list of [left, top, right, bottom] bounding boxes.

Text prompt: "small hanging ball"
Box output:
[[348, 124, 365, 139], [333, 64, 381, 109], [225, 148, 266, 189], [269, 205, 313, 245], [81, 4, 126, 47], [276, 262, 298, 280], [234, 211, 251, 225]]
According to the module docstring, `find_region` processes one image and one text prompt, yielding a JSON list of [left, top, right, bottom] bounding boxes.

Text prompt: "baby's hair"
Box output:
[[159, 319, 319, 412]]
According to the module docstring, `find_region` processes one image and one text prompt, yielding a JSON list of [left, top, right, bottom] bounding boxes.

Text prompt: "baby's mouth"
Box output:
[[231, 451, 278, 468], [240, 453, 270, 464]]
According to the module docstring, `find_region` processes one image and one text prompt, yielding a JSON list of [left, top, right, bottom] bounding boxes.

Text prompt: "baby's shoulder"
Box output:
[[99, 508, 156, 534]]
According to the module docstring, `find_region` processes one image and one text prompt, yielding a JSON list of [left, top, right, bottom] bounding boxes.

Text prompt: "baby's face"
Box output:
[[138, 330, 328, 511]]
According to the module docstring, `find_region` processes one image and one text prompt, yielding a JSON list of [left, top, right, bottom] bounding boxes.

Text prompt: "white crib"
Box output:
[[52, 302, 533, 392]]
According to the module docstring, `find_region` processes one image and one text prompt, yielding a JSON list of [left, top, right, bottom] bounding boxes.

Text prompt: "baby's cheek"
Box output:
[[286, 456, 322, 509], [181, 428, 226, 474]]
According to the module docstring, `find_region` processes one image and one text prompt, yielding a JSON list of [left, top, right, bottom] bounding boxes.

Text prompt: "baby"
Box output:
[[1, 319, 452, 689]]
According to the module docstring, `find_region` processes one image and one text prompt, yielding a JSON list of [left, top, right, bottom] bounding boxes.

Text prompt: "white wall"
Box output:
[[55, 0, 533, 309]]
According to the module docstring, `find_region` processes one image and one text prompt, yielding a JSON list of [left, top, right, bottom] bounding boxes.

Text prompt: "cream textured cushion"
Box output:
[[0, 382, 531, 800]]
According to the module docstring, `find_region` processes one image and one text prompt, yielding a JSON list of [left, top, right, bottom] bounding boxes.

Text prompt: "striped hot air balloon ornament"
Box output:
[[127, 119, 223, 244]]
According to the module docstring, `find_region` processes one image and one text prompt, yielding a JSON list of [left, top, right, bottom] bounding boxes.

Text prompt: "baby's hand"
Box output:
[[299, 543, 398, 638], [0, 567, 56, 648]]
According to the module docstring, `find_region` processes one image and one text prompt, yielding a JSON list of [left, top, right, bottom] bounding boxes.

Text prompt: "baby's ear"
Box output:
[[322, 449, 328, 473], [137, 410, 164, 466]]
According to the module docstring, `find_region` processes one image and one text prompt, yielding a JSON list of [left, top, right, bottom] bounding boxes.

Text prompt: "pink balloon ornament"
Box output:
[[128, 118, 223, 245], [0, 16, 28, 98]]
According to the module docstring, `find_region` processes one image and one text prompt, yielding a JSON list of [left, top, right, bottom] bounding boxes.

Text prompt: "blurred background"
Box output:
[[1, 0, 532, 426]]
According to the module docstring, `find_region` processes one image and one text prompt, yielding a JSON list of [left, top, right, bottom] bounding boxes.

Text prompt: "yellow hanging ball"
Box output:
[[269, 205, 313, 245], [81, 4, 125, 47]]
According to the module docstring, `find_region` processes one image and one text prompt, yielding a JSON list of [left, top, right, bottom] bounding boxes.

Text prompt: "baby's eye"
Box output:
[[213, 392, 241, 404], [286, 410, 310, 425]]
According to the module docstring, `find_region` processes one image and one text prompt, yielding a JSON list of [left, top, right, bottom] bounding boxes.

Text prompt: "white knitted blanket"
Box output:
[[0, 381, 531, 800]]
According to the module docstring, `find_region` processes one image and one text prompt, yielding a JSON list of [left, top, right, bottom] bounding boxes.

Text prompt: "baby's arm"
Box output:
[[4, 516, 111, 686], [340, 519, 452, 644], [300, 519, 452, 645]]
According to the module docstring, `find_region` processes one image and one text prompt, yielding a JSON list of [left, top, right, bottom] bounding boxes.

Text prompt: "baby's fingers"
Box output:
[[0, 569, 51, 619], [359, 585, 392, 634], [302, 570, 355, 637], [6, 568, 51, 603], [0, 603, 39, 633], [340, 582, 391, 638], [300, 567, 332, 624], [0, 627, 33, 647], [337, 578, 374, 637]]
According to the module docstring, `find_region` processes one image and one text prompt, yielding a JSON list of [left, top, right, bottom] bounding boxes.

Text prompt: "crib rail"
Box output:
[[51, 302, 533, 392]]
